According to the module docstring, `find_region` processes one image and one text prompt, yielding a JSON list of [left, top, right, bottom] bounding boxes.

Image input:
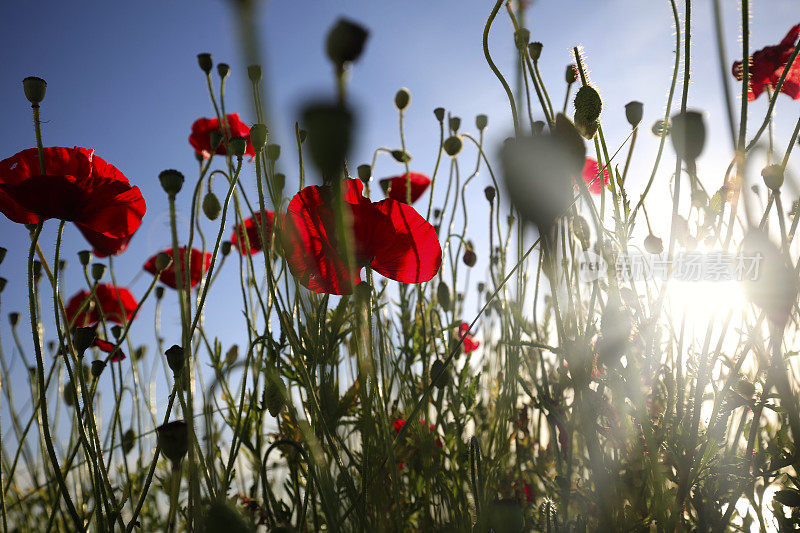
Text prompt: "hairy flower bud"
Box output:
[[165, 344, 185, 374], [574, 85, 602, 123], [249, 123, 268, 151], [202, 192, 221, 220], [156, 420, 189, 466], [91, 263, 106, 281], [159, 169, 184, 196], [625, 101, 644, 127], [23, 76, 47, 105], [443, 135, 463, 157], [197, 53, 213, 74], [565, 64, 578, 84], [437, 281, 451, 311], [463, 249, 477, 267], [394, 88, 411, 110]]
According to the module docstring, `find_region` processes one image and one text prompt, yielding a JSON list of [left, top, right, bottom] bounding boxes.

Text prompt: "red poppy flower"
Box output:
[[283, 179, 442, 295], [459, 322, 480, 354], [0, 147, 146, 256], [379, 172, 431, 204], [733, 23, 800, 101], [189, 113, 255, 159], [143, 247, 212, 289], [65, 284, 138, 327], [576, 157, 609, 195], [93, 337, 126, 362], [392, 418, 443, 448], [231, 210, 275, 255]]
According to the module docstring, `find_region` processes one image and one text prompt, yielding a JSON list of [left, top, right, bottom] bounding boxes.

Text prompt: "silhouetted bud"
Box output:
[[197, 53, 213, 74], [437, 282, 451, 311], [357, 164, 371, 182], [449, 116, 461, 133], [394, 88, 411, 110], [515, 29, 531, 50], [159, 169, 184, 196], [463, 249, 477, 267], [111, 325, 122, 340], [565, 64, 578, 84], [249, 124, 268, 151], [156, 420, 189, 466], [326, 18, 369, 68], [9, 313, 20, 327], [165, 344, 185, 374], [216, 63, 230, 79], [391, 149, 411, 163], [221, 241, 232, 256], [644, 233, 663, 254], [91, 263, 106, 281], [431, 359, 450, 389], [209, 130, 223, 152], [762, 165, 784, 190], [91, 360, 106, 378], [574, 85, 602, 123], [23, 77, 47, 105], [155, 286, 165, 300], [670, 110, 705, 162], [443, 136, 463, 157], [0, 278, 5, 293], [122, 429, 135, 455], [72, 327, 97, 356], [155, 252, 172, 272], [476, 114, 488, 130], [77, 250, 92, 267], [301, 102, 354, 181], [625, 101, 643, 127], [247, 64, 262, 82], [484, 186, 496, 203], [202, 192, 221, 220], [527, 41, 542, 61], [229, 136, 248, 158], [433, 107, 445, 122], [265, 371, 287, 417]]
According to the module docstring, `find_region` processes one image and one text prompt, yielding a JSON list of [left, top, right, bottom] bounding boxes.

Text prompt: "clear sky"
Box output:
[[1, 0, 799, 438]]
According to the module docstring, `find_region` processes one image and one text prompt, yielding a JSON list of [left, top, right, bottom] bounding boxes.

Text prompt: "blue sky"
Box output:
[[1, 0, 799, 434]]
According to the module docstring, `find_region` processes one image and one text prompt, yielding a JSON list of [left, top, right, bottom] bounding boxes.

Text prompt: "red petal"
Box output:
[[189, 113, 255, 158], [232, 211, 275, 255], [379, 172, 431, 204], [144, 247, 211, 289], [92, 338, 126, 362], [580, 158, 609, 195]]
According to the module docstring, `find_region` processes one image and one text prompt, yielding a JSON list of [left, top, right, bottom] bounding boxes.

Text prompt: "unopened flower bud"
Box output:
[[266, 144, 281, 161], [202, 192, 221, 220], [155, 252, 172, 272], [443, 135, 463, 157], [9, 313, 19, 327], [91, 263, 106, 281], [159, 169, 184, 196], [326, 18, 369, 68], [527, 41, 543, 61], [394, 88, 411, 111], [625, 101, 643, 127], [122, 429, 135, 455], [437, 281, 451, 311], [644, 233, 663, 254], [216, 63, 230, 79], [165, 344, 185, 374], [23, 76, 47, 105], [476, 114, 488, 130], [78, 250, 92, 266], [484, 186, 496, 203], [391, 149, 411, 163], [463, 249, 477, 267], [247, 64, 262, 82], [221, 241, 232, 256], [514, 29, 531, 50], [574, 85, 602, 123], [72, 327, 97, 356], [249, 123, 268, 151], [431, 359, 450, 389], [357, 164, 371, 182], [565, 64, 578, 84], [449, 116, 461, 133], [264, 371, 288, 417], [111, 325, 122, 340], [274, 173, 286, 192], [155, 286, 165, 300], [229, 136, 247, 158], [762, 165, 784, 190], [477, 282, 485, 292], [575, 114, 599, 139], [156, 420, 189, 466], [91, 360, 106, 378], [433, 107, 445, 122], [197, 53, 213, 74], [670, 110, 706, 162], [63, 380, 76, 407]]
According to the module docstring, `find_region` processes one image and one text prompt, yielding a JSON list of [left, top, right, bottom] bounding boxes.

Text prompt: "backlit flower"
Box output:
[[578, 158, 610, 195], [189, 113, 255, 158], [143, 247, 212, 289], [283, 179, 441, 295], [459, 322, 480, 354], [93, 337, 126, 362], [65, 284, 138, 327], [231, 210, 275, 255], [379, 172, 431, 204], [0, 147, 146, 256], [733, 23, 800, 101]]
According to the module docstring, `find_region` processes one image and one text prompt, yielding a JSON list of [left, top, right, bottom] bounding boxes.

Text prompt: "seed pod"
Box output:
[[670, 110, 706, 163], [514, 29, 531, 50], [159, 169, 185, 196], [197, 53, 213, 74], [437, 281, 451, 311], [216, 63, 230, 79], [156, 420, 189, 466], [247, 64, 262, 82], [326, 18, 369, 68], [484, 186, 496, 203], [625, 101, 643, 127], [443, 136, 463, 157], [431, 359, 450, 389], [449, 116, 461, 133], [228, 136, 248, 158], [266, 144, 281, 161], [78, 250, 92, 266], [91, 360, 106, 378], [202, 192, 221, 220], [23, 76, 47, 105], [249, 123, 268, 151], [433, 107, 445, 122], [221, 241, 232, 256], [357, 164, 371, 183], [644, 233, 664, 254], [155, 252, 172, 272], [394, 88, 411, 110], [91, 263, 106, 281], [165, 345, 185, 374], [527, 41, 543, 61], [72, 327, 97, 356], [475, 114, 488, 131], [463, 249, 477, 267]]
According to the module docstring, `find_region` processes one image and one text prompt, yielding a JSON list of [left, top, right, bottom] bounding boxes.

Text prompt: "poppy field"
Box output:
[[2, 0, 800, 531]]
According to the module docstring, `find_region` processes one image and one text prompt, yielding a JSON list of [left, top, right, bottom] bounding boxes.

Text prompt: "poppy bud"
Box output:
[[229, 136, 248, 158], [443, 136, 463, 157], [265, 372, 288, 417], [449, 116, 461, 133], [437, 281, 451, 310], [625, 101, 643, 127], [431, 359, 450, 389], [209, 130, 224, 152], [326, 18, 369, 68], [514, 29, 531, 50], [216, 63, 230, 79], [266, 144, 281, 161], [154, 252, 172, 272], [91, 263, 106, 281], [122, 428, 135, 455], [63, 380, 76, 407], [221, 241, 232, 256], [394, 88, 411, 111], [22, 76, 47, 105], [165, 344, 185, 374], [247, 64, 262, 82], [484, 186, 496, 203], [527, 41, 542, 61], [159, 169, 185, 196], [762, 165, 784, 190], [670, 110, 705, 162], [134, 345, 146, 360], [301, 102, 354, 180], [357, 164, 371, 183], [391, 149, 411, 163], [78, 250, 92, 266], [0, 247, 6, 265], [155, 286, 165, 300], [463, 249, 477, 267], [249, 123, 268, 151], [0, 278, 5, 293], [274, 173, 286, 192], [91, 360, 106, 378], [202, 192, 221, 221], [433, 208, 442, 219], [71, 326, 96, 356], [574, 114, 599, 139], [477, 282, 485, 292], [476, 114, 488, 131], [565, 64, 578, 84], [644, 233, 663, 254], [9, 313, 20, 327], [197, 53, 213, 74], [433, 107, 445, 122], [111, 325, 122, 340], [156, 420, 189, 466], [574, 85, 602, 123]]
